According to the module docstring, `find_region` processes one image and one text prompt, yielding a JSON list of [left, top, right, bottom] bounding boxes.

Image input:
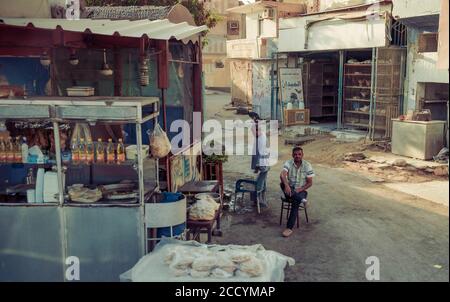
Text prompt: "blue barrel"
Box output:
[[156, 192, 186, 238]]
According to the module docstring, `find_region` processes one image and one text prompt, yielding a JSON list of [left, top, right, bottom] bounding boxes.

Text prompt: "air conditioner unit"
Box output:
[[228, 21, 239, 29], [261, 8, 275, 19]]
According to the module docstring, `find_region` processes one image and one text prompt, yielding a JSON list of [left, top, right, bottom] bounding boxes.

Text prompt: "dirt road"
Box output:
[[204, 91, 449, 282]]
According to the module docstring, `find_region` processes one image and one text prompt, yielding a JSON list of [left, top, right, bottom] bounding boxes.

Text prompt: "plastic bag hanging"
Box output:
[[148, 123, 171, 159]]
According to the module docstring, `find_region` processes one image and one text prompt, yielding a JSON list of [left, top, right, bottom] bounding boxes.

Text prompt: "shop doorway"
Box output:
[[285, 47, 406, 140]]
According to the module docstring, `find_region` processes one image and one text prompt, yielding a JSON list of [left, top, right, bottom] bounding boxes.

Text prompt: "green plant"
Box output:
[[203, 153, 228, 164]]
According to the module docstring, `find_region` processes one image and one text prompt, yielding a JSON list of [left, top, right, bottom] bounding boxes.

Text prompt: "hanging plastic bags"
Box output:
[[70, 123, 92, 143], [149, 123, 171, 159]]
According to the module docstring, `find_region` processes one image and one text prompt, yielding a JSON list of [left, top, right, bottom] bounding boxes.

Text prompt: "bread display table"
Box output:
[[186, 209, 221, 243], [179, 180, 223, 241], [120, 238, 296, 282]]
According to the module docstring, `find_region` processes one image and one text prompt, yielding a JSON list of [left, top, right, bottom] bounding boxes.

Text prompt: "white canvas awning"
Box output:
[[278, 6, 392, 52], [0, 18, 208, 41]]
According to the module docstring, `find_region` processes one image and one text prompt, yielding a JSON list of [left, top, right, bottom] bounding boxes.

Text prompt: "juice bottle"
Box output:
[[79, 138, 87, 163], [21, 137, 29, 164], [0, 138, 6, 163], [106, 138, 115, 164], [14, 136, 22, 163], [6, 137, 14, 163], [116, 138, 125, 163], [95, 138, 105, 163], [71, 138, 80, 163], [85, 139, 94, 164]]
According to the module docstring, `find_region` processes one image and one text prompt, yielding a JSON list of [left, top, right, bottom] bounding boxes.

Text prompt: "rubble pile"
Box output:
[[343, 153, 449, 182]]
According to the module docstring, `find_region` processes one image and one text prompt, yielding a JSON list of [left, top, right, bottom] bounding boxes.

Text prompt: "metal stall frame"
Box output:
[[0, 97, 160, 279]]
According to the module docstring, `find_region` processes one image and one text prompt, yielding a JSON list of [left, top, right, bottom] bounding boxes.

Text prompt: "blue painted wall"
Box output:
[[0, 57, 50, 96]]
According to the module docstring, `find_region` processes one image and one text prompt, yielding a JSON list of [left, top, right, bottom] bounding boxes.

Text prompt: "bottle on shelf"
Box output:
[[14, 136, 23, 163], [71, 138, 80, 164], [21, 137, 29, 164], [26, 168, 35, 185], [0, 138, 6, 163], [86, 139, 94, 164], [6, 137, 15, 163], [106, 138, 115, 164], [95, 138, 105, 163], [116, 138, 125, 164], [79, 138, 87, 163]]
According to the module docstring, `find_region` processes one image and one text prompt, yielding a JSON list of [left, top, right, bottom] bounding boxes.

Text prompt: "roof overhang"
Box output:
[[397, 14, 440, 31], [0, 18, 207, 42]]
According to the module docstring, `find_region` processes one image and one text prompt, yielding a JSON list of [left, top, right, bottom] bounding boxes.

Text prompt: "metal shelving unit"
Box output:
[[303, 61, 339, 118], [343, 47, 406, 138]]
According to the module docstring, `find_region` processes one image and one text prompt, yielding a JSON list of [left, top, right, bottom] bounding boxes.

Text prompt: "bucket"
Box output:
[[157, 223, 186, 238], [156, 192, 185, 238]]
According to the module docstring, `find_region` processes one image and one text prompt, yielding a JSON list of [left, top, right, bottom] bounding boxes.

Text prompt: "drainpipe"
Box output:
[[368, 48, 375, 140], [338, 50, 345, 130], [270, 52, 275, 120], [276, 52, 280, 122]]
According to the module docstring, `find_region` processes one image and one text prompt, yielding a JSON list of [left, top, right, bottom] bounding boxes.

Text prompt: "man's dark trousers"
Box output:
[[287, 189, 308, 229]]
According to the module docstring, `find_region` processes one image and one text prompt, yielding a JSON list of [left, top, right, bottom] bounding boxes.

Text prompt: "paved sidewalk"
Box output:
[[385, 181, 449, 207]]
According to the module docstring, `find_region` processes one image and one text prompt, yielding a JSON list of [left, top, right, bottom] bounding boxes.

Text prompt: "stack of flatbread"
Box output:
[[164, 245, 264, 279], [188, 196, 220, 221], [68, 184, 102, 203]]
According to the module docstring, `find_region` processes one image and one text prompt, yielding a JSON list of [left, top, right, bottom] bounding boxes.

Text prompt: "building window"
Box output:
[[418, 33, 439, 53], [215, 61, 225, 69], [228, 20, 240, 36], [258, 18, 263, 37]]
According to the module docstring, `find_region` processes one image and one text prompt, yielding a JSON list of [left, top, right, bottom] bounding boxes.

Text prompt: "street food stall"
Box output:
[[0, 16, 207, 281]]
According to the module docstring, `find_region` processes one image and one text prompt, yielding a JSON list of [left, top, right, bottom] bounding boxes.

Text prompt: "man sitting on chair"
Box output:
[[280, 146, 314, 237]]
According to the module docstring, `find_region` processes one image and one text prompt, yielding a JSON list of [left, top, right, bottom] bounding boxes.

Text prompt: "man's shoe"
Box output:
[[301, 199, 308, 208], [282, 229, 293, 237]]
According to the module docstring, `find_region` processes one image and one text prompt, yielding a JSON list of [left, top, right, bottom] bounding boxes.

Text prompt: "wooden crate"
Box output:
[[284, 109, 310, 126]]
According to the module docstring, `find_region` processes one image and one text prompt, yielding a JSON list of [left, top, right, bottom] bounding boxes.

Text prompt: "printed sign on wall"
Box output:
[[279, 68, 304, 110]]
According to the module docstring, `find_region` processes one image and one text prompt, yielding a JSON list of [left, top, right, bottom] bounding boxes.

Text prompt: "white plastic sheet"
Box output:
[[120, 238, 295, 282]]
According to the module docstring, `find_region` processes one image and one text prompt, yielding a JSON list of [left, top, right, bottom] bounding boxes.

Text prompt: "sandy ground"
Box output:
[[203, 91, 449, 282]]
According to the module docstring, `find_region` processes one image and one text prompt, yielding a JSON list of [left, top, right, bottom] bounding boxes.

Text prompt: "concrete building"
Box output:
[[392, 0, 449, 123], [202, 0, 242, 91], [226, 0, 306, 119]]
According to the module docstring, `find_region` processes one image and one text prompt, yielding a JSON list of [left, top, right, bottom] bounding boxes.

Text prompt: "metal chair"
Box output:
[[280, 196, 309, 228], [234, 170, 268, 214]]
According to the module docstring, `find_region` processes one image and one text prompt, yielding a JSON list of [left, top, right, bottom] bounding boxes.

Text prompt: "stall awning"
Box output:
[[278, 6, 392, 52], [0, 18, 208, 41]]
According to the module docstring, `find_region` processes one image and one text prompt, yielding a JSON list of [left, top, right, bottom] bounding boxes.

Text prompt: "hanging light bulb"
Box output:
[[99, 49, 113, 76], [40, 51, 51, 66], [69, 49, 79, 66]]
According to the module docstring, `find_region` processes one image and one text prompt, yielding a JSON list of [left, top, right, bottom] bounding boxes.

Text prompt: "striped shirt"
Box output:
[[283, 159, 315, 189]]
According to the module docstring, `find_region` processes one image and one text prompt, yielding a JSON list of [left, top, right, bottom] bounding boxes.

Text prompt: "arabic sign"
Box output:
[[279, 68, 304, 110]]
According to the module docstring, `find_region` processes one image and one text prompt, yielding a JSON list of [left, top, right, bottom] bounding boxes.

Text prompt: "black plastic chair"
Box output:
[[279, 184, 309, 228]]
